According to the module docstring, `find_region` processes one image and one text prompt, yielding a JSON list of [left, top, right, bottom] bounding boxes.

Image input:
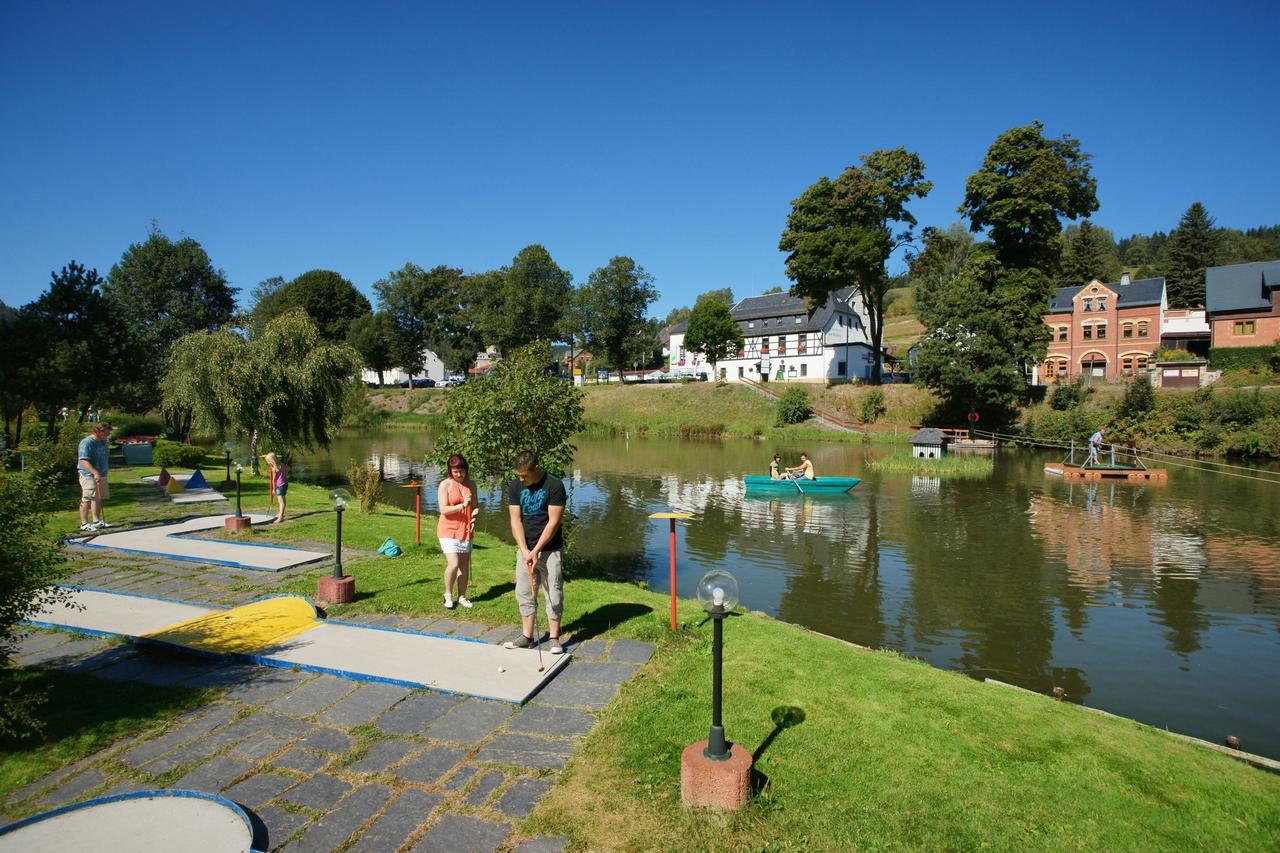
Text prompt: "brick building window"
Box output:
[[1138, 321, 1149, 337], [1058, 326, 1068, 341], [1123, 322, 1133, 338], [1083, 325, 1093, 340], [1096, 323, 1106, 340], [1234, 320, 1256, 336]]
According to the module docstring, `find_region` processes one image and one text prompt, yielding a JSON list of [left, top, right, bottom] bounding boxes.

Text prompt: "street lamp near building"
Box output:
[[680, 570, 753, 809], [317, 488, 355, 604]]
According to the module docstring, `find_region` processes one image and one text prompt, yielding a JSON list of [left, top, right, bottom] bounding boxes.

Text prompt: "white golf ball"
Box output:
[[497, 667, 506, 673]]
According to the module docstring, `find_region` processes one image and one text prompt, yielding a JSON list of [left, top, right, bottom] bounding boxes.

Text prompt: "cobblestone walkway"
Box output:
[[6, 550, 655, 851]]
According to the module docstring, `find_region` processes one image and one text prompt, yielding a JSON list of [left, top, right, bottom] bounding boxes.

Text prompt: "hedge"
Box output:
[[152, 440, 210, 470], [1209, 344, 1279, 372]]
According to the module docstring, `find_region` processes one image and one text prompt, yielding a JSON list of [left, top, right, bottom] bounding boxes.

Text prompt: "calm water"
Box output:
[[295, 431, 1280, 758]]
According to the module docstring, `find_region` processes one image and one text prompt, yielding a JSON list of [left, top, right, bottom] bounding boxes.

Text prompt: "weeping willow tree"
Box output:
[[161, 309, 361, 473]]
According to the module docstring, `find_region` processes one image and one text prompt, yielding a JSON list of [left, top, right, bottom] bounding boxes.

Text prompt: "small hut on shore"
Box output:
[[910, 428, 947, 459]]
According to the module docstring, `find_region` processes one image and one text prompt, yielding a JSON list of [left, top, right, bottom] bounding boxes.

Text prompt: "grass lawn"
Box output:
[[868, 451, 995, 478], [0, 667, 210, 800]]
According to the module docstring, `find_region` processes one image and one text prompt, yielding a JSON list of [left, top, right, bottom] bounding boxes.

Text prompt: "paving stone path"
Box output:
[[6, 548, 655, 851]]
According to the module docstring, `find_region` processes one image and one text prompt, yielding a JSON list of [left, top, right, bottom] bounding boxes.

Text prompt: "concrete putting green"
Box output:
[[69, 514, 327, 571], [30, 588, 570, 703], [0, 790, 257, 853], [143, 471, 227, 504]]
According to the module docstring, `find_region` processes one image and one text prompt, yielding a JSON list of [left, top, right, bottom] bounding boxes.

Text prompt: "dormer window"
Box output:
[[1097, 299, 1107, 311], [795, 315, 803, 324], [1083, 299, 1092, 312], [747, 321, 755, 329], [762, 318, 770, 327]]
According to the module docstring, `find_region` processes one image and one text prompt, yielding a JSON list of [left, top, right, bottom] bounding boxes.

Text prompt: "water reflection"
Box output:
[[292, 430, 1280, 758]]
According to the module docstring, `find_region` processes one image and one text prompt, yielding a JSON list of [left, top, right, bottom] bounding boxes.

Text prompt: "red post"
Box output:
[[669, 518, 677, 630], [412, 480, 421, 545]]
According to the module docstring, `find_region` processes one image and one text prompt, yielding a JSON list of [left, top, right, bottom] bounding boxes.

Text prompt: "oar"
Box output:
[[791, 471, 805, 495]]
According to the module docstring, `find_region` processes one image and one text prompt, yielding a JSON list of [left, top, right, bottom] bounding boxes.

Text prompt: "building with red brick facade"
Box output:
[[1040, 276, 1166, 384], [1205, 260, 1280, 348]]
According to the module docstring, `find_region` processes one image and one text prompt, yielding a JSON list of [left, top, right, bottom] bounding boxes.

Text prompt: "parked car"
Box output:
[[643, 370, 668, 381]]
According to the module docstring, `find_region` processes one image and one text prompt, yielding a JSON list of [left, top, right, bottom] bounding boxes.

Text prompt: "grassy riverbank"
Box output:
[[226, 482, 1278, 850]]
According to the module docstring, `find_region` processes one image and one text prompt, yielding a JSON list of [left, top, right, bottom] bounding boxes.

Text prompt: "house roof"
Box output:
[[1205, 260, 1280, 315], [731, 287, 858, 334], [910, 428, 946, 445], [1048, 278, 1165, 312]]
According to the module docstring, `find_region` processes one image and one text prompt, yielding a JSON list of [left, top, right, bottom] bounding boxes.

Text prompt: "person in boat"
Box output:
[[785, 452, 815, 480], [769, 453, 783, 480], [1086, 427, 1105, 467]]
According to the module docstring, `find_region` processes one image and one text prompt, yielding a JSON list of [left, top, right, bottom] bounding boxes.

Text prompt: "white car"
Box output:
[[643, 370, 668, 381]]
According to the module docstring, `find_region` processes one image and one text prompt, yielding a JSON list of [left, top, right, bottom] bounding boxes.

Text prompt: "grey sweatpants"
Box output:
[[515, 550, 564, 620]]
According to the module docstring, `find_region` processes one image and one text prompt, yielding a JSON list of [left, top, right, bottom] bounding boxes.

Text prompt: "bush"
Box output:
[[1020, 407, 1102, 445], [1209, 345, 1276, 373], [0, 471, 71, 734], [1155, 347, 1200, 363], [346, 461, 384, 514], [775, 388, 812, 426], [25, 423, 87, 485], [860, 390, 887, 424], [1115, 378, 1155, 423], [153, 440, 209, 469], [112, 417, 166, 438], [1048, 377, 1091, 411]]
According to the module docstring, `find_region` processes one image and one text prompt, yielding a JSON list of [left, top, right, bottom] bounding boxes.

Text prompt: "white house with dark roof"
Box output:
[[702, 287, 877, 383]]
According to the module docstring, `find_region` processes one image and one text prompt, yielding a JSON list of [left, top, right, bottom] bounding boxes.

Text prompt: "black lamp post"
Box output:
[[222, 441, 234, 487], [697, 570, 740, 761], [234, 462, 244, 518], [330, 488, 352, 579]]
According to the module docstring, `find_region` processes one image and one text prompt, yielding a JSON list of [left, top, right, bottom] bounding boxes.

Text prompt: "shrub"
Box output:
[[1021, 407, 1102, 446], [0, 470, 71, 734], [1155, 347, 1200, 363], [775, 388, 812, 426], [1114, 378, 1155, 423], [1209, 345, 1276, 373], [112, 417, 167, 438], [25, 423, 87, 485], [153, 440, 208, 469], [1048, 377, 1091, 411], [860, 390, 887, 424], [346, 461, 384, 514]]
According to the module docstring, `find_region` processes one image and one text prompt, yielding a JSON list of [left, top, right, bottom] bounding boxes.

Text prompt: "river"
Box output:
[[292, 430, 1280, 759]]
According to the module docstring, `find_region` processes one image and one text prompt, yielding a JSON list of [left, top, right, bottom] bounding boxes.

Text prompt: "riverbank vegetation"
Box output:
[[869, 451, 994, 478]]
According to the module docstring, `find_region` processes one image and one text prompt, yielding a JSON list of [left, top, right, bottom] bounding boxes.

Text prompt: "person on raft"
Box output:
[[785, 452, 815, 480]]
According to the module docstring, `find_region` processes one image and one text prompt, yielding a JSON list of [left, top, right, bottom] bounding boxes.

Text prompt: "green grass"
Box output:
[[868, 451, 995, 478], [527, 613, 1280, 851], [0, 667, 210, 801]]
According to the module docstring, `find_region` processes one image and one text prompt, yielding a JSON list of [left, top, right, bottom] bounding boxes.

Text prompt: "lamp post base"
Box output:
[[316, 575, 355, 604], [224, 515, 252, 532], [680, 740, 752, 810]]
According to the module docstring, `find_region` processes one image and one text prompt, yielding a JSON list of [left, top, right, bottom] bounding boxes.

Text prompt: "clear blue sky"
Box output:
[[2, 1, 1277, 317]]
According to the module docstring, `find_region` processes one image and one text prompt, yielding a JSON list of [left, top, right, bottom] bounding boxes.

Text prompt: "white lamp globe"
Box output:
[[696, 570, 739, 613], [329, 488, 353, 510]]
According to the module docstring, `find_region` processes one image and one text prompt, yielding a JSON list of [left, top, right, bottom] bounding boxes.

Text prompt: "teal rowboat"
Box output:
[[743, 475, 860, 494]]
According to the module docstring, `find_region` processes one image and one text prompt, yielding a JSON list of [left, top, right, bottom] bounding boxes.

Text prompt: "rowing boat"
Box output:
[[743, 475, 861, 494]]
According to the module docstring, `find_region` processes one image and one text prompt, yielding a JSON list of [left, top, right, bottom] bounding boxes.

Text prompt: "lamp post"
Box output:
[[224, 460, 252, 531], [317, 488, 355, 604], [680, 570, 752, 809]]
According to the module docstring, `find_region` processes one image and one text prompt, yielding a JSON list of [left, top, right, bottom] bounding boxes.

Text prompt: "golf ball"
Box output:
[[497, 667, 506, 673]]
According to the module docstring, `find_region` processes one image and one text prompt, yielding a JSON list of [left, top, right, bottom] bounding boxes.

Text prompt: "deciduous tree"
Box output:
[[252, 270, 371, 342], [104, 226, 236, 413], [476, 245, 573, 355], [684, 296, 743, 377], [347, 311, 400, 385], [577, 257, 659, 382], [779, 147, 932, 385]]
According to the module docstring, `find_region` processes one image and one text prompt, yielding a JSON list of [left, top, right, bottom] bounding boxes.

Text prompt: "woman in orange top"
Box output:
[[437, 453, 477, 609]]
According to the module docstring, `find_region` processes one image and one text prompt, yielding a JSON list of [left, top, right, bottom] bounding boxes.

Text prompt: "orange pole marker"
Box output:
[[649, 512, 694, 630]]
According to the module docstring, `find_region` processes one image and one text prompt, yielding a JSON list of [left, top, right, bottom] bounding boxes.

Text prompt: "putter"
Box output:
[[527, 557, 545, 672]]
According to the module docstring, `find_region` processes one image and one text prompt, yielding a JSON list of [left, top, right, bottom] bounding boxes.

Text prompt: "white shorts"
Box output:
[[438, 537, 472, 554]]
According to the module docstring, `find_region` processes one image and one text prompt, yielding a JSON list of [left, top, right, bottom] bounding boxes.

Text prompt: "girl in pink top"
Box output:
[[436, 453, 477, 609], [263, 452, 289, 524]]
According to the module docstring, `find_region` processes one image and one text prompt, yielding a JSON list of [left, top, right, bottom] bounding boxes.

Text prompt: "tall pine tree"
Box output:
[[1058, 221, 1121, 287], [1164, 202, 1218, 308]]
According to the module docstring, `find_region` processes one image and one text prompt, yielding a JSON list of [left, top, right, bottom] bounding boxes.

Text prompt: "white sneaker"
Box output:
[[443, 595, 454, 610], [96, 521, 113, 529], [79, 523, 96, 532], [457, 596, 472, 609]]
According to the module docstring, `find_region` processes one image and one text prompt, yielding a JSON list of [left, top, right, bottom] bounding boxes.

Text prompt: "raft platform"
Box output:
[[1044, 463, 1167, 482]]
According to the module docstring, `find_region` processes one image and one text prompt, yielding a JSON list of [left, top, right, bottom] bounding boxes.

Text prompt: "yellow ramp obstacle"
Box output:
[[164, 475, 186, 494], [145, 595, 320, 655]]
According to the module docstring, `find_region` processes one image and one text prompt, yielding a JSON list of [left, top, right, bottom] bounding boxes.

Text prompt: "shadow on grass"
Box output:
[[750, 705, 807, 797], [562, 602, 653, 645], [470, 582, 515, 603]]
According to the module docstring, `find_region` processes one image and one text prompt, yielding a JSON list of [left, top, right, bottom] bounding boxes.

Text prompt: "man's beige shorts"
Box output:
[[80, 477, 109, 502], [515, 550, 564, 620]]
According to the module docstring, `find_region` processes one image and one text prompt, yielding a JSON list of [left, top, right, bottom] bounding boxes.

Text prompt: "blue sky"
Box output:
[[2, 1, 1276, 317]]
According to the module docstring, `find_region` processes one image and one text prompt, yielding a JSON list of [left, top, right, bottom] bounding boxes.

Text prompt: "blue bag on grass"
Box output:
[[376, 537, 401, 557]]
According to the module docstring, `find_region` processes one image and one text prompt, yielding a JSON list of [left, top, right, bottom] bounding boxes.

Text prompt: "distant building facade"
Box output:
[[361, 348, 446, 385], [716, 287, 877, 383], [1205, 260, 1280, 348], [1040, 275, 1167, 384]]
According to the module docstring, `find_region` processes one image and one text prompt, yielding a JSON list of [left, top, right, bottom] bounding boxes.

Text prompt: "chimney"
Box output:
[[1120, 272, 1131, 286]]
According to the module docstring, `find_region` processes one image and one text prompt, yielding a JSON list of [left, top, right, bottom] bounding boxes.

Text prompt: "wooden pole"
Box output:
[[669, 518, 677, 631], [412, 480, 421, 545]]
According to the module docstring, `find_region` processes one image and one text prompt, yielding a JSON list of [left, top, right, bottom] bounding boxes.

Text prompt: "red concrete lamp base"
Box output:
[[680, 740, 752, 809], [316, 575, 355, 605], [224, 515, 252, 532]]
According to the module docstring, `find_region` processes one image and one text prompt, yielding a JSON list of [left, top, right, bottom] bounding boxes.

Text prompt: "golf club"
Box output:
[[527, 556, 545, 672]]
